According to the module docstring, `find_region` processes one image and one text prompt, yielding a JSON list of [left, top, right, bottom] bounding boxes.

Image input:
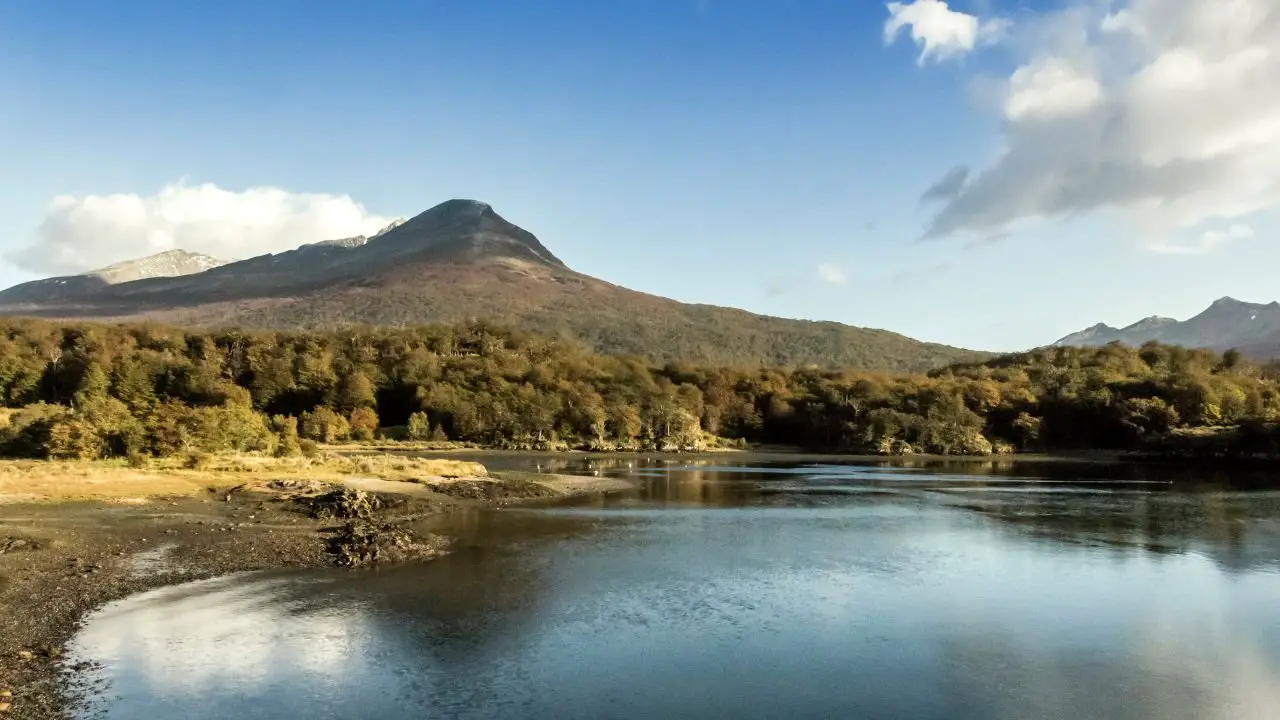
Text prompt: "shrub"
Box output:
[[46, 419, 103, 460], [349, 407, 379, 442], [81, 397, 145, 457], [193, 403, 274, 453], [299, 439, 320, 458], [300, 407, 350, 443], [143, 401, 199, 457], [407, 412, 432, 441], [273, 415, 301, 458], [0, 404, 74, 458], [183, 450, 213, 470]]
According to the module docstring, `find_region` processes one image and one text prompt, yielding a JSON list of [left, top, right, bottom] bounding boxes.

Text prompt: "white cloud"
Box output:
[[1100, 10, 1144, 36], [817, 263, 847, 284], [1149, 224, 1255, 255], [916, 0, 1280, 252], [1003, 57, 1104, 121], [884, 0, 1010, 64], [9, 182, 391, 275]]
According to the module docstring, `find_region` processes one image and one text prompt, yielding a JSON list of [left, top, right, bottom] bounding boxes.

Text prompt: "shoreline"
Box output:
[[0, 469, 631, 720]]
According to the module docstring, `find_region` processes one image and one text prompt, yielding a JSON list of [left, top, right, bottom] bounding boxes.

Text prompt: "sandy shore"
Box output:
[[0, 467, 633, 720]]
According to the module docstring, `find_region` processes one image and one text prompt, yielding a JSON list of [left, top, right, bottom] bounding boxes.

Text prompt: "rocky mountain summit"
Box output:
[[91, 249, 227, 283]]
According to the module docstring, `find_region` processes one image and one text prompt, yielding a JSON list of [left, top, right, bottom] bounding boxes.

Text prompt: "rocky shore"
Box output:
[[0, 471, 631, 719]]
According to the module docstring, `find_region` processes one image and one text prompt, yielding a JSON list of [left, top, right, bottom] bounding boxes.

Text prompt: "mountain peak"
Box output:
[[90, 249, 226, 284], [1122, 316, 1177, 332], [372, 218, 406, 237], [370, 199, 566, 268], [1053, 322, 1118, 346], [1055, 296, 1280, 355]]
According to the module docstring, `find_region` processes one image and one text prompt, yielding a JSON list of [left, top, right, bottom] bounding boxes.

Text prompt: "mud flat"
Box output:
[[0, 459, 634, 719]]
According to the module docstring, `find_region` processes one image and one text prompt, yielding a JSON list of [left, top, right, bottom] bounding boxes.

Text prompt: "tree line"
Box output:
[[0, 317, 1277, 461]]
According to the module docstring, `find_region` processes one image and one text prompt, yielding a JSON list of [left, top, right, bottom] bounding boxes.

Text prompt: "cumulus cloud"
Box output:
[[817, 263, 847, 284], [1002, 57, 1104, 121], [884, 0, 1010, 64], [10, 182, 391, 275], [913, 0, 1280, 251]]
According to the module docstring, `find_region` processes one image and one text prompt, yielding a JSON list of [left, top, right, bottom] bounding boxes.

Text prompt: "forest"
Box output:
[[0, 317, 1277, 461]]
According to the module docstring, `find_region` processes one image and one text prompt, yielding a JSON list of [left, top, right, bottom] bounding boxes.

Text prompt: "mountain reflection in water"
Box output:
[[69, 460, 1280, 720]]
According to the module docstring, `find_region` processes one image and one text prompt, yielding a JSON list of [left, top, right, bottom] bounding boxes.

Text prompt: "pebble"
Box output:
[[0, 700, 10, 712], [16, 650, 33, 661], [0, 690, 11, 698]]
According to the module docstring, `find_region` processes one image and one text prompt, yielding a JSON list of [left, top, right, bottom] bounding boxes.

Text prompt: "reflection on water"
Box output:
[[70, 461, 1280, 720]]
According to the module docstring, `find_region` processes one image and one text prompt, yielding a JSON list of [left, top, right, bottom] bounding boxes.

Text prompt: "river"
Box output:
[[68, 458, 1280, 719]]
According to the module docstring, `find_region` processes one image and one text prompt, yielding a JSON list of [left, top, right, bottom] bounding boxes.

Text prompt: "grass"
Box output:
[[0, 452, 488, 504]]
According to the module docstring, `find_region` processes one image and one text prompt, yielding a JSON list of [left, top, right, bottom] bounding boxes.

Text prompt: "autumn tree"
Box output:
[[349, 407, 379, 442]]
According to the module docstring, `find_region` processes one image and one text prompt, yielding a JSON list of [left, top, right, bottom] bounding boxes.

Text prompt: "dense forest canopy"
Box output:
[[0, 317, 1277, 461]]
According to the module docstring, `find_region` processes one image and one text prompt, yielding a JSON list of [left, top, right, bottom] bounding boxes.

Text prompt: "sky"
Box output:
[[1, 0, 1278, 352]]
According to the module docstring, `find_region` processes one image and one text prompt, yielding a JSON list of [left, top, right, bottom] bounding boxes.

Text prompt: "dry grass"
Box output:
[[317, 453, 487, 481], [0, 453, 488, 504], [0, 461, 219, 503]]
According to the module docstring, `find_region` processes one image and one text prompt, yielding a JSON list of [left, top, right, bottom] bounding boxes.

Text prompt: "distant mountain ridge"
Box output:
[[0, 249, 228, 305], [0, 199, 984, 371], [1055, 297, 1280, 358]]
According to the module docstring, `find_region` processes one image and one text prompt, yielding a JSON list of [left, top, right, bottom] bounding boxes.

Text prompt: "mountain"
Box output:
[[0, 199, 983, 371], [0, 249, 227, 305], [1054, 297, 1280, 357]]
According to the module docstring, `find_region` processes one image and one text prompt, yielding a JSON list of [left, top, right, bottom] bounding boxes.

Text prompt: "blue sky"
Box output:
[[1, 0, 1278, 351]]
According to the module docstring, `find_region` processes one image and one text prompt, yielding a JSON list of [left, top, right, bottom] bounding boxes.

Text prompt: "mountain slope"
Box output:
[[0, 200, 983, 371], [1055, 297, 1280, 357]]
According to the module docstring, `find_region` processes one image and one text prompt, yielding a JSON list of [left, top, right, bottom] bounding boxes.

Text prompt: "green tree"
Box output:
[[300, 407, 350, 443], [407, 412, 432, 441], [336, 371, 377, 412], [73, 362, 111, 408], [273, 415, 301, 457]]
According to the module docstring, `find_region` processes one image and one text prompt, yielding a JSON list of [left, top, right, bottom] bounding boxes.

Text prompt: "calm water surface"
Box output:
[[69, 459, 1280, 719]]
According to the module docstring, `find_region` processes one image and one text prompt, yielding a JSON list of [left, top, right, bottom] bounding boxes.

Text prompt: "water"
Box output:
[[70, 459, 1280, 719]]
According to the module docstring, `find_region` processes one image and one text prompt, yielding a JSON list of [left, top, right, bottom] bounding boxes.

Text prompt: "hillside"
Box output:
[[0, 200, 984, 371], [1055, 297, 1280, 358]]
